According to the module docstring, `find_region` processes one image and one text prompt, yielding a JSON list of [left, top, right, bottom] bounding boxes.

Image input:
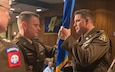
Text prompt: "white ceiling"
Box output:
[[10, 0, 64, 21], [12, 3, 48, 13], [11, 0, 64, 12]]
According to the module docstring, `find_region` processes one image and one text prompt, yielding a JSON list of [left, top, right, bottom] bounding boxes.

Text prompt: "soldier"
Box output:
[[58, 9, 111, 72], [12, 11, 56, 72], [107, 58, 115, 72], [0, 0, 26, 72]]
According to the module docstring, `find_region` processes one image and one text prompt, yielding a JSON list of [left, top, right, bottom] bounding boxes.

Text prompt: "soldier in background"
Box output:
[[107, 58, 115, 72], [12, 11, 56, 72], [0, 0, 26, 72], [58, 9, 111, 72]]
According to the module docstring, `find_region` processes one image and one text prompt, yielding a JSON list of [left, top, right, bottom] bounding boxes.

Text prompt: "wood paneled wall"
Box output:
[[38, 3, 63, 46], [38, 0, 115, 59]]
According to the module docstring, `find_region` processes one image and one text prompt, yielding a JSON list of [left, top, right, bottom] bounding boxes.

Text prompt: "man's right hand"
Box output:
[[58, 26, 71, 40]]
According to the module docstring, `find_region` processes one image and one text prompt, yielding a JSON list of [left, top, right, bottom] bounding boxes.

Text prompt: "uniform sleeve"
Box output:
[[33, 38, 56, 58], [62, 32, 111, 67], [44, 45, 56, 58], [0, 41, 27, 72], [61, 35, 76, 54]]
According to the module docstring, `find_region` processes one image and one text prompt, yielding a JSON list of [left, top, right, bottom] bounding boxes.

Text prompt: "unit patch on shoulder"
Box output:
[[6, 46, 21, 68], [98, 33, 108, 42]]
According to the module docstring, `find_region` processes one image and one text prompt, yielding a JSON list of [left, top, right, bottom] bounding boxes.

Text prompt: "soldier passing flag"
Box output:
[[56, 0, 75, 72]]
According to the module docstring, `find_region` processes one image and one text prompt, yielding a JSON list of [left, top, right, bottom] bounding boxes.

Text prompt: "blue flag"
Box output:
[[56, 0, 75, 72]]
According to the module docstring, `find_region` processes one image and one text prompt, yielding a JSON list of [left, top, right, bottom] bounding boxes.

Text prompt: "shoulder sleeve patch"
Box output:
[[6, 46, 21, 68], [98, 33, 108, 42]]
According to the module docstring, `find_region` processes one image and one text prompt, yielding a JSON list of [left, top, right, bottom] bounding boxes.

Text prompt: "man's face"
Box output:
[[73, 14, 87, 34], [24, 16, 41, 40], [0, 0, 10, 32], [48, 62, 53, 67]]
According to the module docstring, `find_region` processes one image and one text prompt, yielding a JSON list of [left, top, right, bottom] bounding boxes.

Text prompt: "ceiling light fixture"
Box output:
[[12, 0, 15, 2], [16, 16, 19, 18], [36, 8, 42, 12], [10, 8, 15, 11]]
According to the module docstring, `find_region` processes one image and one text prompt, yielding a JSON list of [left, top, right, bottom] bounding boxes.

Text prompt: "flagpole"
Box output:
[[56, 0, 75, 72]]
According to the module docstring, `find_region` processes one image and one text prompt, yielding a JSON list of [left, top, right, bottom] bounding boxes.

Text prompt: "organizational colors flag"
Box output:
[[56, 0, 75, 72]]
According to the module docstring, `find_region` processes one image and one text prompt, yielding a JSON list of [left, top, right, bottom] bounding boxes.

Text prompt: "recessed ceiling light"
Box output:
[[10, 8, 15, 11], [36, 8, 42, 12], [12, 0, 15, 1], [16, 16, 19, 18]]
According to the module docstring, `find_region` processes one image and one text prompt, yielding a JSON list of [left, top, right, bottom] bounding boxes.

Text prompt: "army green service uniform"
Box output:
[[0, 37, 26, 72], [107, 58, 115, 72], [61, 28, 111, 72], [13, 34, 56, 72]]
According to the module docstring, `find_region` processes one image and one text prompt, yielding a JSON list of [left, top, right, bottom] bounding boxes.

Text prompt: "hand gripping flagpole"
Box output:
[[56, 0, 75, 72]]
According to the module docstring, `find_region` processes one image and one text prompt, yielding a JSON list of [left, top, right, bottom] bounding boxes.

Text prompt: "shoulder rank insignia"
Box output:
[[98, 33, 108, 42]]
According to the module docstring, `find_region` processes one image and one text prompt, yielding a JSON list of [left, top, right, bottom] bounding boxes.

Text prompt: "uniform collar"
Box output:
[[25, 37, 32, 44], [83, 26, 95, 38], [16, 33, 32, 44]]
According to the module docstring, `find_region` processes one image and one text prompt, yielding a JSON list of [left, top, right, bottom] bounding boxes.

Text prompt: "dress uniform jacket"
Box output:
[[61, 28, 111, 72], [0, 37, 26, 72], [12, 34, 56, 72]]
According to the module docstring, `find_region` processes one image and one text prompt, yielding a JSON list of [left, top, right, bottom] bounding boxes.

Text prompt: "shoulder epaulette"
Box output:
[[98, 30, 108, 42]]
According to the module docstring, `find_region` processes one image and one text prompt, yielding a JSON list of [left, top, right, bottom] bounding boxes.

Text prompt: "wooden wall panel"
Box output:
[[94, 1, 108, 33], [107, 0, 115, 37], [107, 0, 115, 59], [38, 4, 63, 46]]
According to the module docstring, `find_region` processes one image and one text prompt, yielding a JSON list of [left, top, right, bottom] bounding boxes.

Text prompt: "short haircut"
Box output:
[[74, 9, 94, 22], [17, 11, 40, 30], [18, 11, 40, 24]]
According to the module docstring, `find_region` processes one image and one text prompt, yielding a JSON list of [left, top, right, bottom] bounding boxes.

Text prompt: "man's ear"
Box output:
[[85, 17, 90, 25], [86, 17, 89, 23], [22, 22, 27, 30]]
